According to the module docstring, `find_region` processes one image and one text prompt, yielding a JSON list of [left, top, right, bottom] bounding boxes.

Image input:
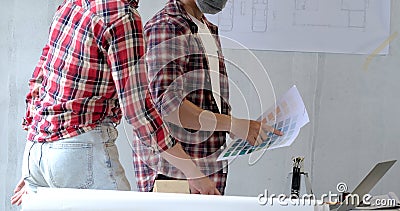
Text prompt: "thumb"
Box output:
[[14, 179, 25, 193], [262, 118, 267, 123]]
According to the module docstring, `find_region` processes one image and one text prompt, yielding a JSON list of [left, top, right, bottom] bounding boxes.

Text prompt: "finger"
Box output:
[[260, 118, 267, 131], [14, 194, 23, 206], [255, 135, 263, 146], [247, 136, 256, 146], [188, 183, 201, 194], [214, 188, 221, 195], [200, 188, 208, 195], [254, 139, 261, 146], [14, 186, 22, 193], [11, 198, 17, 205], [262, 125, 283, 136], [11, 189, 23, 201], [14, 179, 25, 193], [17, 193, 25, 206], [262, 124, 274, 133], [191, 188, 200, 194], [261, 118, 267, 124], [11, 195, 18, 204], [14, 189, 26, 201], [17, 198, 22, 206], [273, 128, 283, 136], [11, 196, 18, 205], [259, 130, 268, 141], [11, 191, 23, 205], [206, 184, 216, 195]]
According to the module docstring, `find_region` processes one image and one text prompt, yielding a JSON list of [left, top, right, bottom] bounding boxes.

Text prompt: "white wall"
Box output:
[[0, 0, 61, 210], [1, 0, 399, 210]]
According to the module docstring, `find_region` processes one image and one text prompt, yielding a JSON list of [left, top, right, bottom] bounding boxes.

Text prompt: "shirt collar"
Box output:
[[165, 0, 218, 34], [165, 0, 190, 18], [127, 0, 139, 9]]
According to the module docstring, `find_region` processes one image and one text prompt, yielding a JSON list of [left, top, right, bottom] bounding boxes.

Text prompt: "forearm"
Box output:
[[160, 143, 204, 179], [164, 99, 231, 132], [163, 100, 283, 146]]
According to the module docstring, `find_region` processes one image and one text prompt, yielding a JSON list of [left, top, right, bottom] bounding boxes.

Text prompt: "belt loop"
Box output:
[[104, 125, 118, 142], [99, 117, 118, 142]]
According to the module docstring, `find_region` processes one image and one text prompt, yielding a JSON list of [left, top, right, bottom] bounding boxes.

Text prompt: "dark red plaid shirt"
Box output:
[[133, 0, 230, 194], [23, 0, 174, 151]]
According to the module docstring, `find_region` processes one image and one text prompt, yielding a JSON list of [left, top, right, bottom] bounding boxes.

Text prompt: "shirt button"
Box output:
[[220, 146, 225, 150]]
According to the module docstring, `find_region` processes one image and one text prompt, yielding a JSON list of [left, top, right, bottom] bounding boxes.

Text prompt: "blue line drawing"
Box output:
[[252, 0, 268, 32], [218, 0, 234, 31]]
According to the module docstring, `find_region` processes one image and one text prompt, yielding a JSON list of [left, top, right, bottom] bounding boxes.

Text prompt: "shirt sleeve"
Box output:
[[103, 12, 175, 152], [23, 44, 49, 130], [144, 21, 188, 119]]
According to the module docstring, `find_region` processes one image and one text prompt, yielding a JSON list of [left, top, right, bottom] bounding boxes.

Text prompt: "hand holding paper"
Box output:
[[218, 85, 309, 161]]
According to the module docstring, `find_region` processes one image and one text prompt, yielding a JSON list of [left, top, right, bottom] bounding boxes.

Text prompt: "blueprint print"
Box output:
[[293, 0, 368, 29], [206, 0, 391, 54]]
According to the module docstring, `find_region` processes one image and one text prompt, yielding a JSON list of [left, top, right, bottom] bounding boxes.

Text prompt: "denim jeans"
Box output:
[[22, 122, 131, 193]]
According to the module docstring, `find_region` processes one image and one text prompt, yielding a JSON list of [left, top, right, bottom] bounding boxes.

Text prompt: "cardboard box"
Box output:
[[153, 180, 190, 194]]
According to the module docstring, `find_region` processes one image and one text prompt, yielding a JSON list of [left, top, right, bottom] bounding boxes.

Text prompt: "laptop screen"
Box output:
[[336, 160, 396, 211]]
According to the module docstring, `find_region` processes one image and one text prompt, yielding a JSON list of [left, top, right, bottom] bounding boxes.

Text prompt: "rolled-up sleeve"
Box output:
[[144, 21, 189, 118], [103, 12, 175, 152]]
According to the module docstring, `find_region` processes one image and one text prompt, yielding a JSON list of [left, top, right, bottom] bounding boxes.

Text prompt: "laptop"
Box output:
[[335, 160, 397, 211]]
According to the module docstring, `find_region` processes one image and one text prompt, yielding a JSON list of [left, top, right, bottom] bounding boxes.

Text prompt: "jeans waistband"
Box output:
[[94, 118, 118, 141], [96, 117, 117, 127]]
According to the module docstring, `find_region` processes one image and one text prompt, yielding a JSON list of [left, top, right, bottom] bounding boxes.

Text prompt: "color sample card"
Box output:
[[217, 85, 309, 161]]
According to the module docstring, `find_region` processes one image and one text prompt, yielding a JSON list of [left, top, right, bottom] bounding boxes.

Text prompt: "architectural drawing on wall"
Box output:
[[295, 0, 319, 11], [252, 0, 268, 32], [240, 0, 248, 16], [293, 0, 369, 30], [206, 0, 390, 54], [218, 0, 234, 31], [342, 0, 369, 28]]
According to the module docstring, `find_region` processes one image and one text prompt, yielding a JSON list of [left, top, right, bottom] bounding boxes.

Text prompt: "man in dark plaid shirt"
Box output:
[[133, 0, 282, 195]]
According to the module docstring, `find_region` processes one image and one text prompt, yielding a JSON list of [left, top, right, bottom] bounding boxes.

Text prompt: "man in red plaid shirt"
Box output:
[[133, 0, 282, 195], [12, 0, 238, 205]]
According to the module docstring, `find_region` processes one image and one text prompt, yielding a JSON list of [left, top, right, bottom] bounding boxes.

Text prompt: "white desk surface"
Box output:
[[22, 188, 329, 211]]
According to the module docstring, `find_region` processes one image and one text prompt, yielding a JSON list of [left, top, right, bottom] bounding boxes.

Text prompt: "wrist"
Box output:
[[198, 110, 217, 131], [182, 163, 205, 180], [215, 113, 232, 132]]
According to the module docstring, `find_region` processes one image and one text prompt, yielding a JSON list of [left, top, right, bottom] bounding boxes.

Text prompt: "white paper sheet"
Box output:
[[217, 85, 309, 161], [207, 0, 391, 54]]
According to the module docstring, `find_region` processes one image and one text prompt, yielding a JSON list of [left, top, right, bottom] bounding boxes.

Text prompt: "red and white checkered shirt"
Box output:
[[133, 0, 230, 194], [23, 0, 174, 151]]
